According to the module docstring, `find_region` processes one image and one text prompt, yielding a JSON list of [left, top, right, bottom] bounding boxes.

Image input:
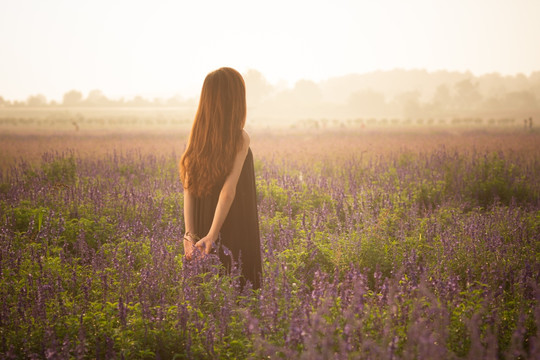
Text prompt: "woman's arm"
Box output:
[[195, 131, 250, 255], [183, 186, 197, 260]]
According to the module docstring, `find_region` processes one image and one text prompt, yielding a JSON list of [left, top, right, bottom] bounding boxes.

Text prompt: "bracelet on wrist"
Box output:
[[183, 231, 200, 243]]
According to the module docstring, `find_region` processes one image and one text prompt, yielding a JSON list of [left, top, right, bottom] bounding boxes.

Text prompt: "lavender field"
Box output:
[[1, 128, 539, 359]]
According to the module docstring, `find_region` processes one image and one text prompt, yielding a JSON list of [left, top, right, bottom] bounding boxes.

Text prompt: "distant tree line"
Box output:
[[1, 69, 539, 119], [0, 89, 196, 108], [243, 69, 540, 119]]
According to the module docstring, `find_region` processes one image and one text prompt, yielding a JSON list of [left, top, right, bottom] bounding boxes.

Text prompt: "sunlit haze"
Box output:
[[1, 0, 539, 102]]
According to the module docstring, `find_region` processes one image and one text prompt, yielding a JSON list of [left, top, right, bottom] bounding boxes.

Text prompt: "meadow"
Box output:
[[0, 114, 539, 359]]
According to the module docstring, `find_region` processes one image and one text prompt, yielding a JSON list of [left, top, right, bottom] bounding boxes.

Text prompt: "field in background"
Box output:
[[1, 109, 539, 358], [0, 107, 535, 133], [1, 107, 538, 168]]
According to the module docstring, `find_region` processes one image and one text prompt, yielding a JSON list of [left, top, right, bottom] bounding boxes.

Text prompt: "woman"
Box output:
[[179, 67, 262, 290]]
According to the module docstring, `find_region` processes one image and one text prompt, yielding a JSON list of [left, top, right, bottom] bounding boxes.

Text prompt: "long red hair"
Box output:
[[179, 67, 247, 197]]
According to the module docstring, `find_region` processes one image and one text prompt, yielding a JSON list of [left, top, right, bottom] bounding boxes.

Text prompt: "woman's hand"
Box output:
[[183, 233, 198, 260], [183, 238, 195, 260], [194, 234, 217, 256], [183, 232, 216, 260]]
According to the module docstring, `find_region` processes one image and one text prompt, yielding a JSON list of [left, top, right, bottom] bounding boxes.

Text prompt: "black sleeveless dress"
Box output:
[[193, 148, 262, 290]]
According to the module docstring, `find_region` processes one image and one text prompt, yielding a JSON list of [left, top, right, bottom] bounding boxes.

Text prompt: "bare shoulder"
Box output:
[[241, 129, 250, 150]]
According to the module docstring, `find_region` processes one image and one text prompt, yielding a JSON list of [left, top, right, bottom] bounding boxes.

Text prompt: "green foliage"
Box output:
[[465, 153, 536, 207], [414, 179, 446, 209], [7, 200, 48, 234], [42, 156, 77, 184], [60, 215, 117, 257], [295, 232, 336, 286], [257, 178, 334, 216], [0, 182, 10, 195], [448, 287, 486, 356]]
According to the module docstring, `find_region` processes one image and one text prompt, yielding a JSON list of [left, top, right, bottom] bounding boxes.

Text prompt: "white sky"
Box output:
[[1, 0, 539, 101]]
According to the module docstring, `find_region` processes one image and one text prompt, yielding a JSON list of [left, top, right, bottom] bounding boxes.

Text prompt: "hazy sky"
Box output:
[[1, 0, 539, 101]]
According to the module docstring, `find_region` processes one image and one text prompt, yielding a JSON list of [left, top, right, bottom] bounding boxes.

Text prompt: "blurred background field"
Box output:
[[1, 107, 538, 166]]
